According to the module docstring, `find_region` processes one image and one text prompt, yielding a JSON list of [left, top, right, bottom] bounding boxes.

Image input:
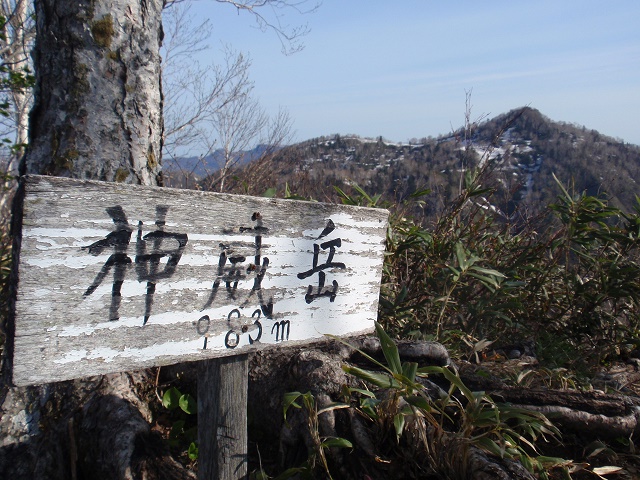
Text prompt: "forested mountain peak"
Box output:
[[260, 107, 640, 217]]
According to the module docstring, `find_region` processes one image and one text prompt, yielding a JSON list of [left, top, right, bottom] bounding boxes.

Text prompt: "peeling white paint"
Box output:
[[32, 288, 54, 298], [13, 176, 388, 386]]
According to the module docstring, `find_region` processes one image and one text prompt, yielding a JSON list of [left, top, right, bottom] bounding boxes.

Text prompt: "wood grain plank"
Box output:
[[11, 175, 388, 386]]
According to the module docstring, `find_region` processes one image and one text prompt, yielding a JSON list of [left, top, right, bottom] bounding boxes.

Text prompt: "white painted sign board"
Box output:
[[11, 175, 388, 386]]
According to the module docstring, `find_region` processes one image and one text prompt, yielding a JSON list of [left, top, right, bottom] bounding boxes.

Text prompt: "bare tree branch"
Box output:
[[164, 0, 319, 55], [162, 1, 295, 191], [211, 86, 267, 191], [213, 0, 320, 55], [161, 2, 255, 166]]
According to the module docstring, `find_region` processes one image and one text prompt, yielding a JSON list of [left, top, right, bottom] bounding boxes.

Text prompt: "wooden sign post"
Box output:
[[10, 175, 388, 478]]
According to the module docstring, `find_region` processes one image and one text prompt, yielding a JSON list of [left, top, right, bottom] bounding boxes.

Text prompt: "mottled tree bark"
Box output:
[[2, 2, 181, 479], [23, 0, 164, 184]]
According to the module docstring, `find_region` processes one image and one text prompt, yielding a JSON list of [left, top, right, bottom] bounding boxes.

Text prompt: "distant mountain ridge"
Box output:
[[260, 107, 640, 216], [164, 144, 269, 177], [166, 107, 640, 218]]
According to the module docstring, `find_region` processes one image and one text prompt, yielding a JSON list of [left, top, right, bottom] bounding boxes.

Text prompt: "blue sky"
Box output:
[[185, 0, 640, 145]]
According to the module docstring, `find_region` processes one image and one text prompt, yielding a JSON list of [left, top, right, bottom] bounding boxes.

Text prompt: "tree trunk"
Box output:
[[23, 0, 164, 184], [2, 2, 179, 479], [4, 0, 33, 173]]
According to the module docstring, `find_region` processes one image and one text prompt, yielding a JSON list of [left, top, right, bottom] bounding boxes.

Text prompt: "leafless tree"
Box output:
[[0, 0, 34, 249], [0, 0, 34, 174], [162, 3, 251, 165], [211, 91, 293, 192], [162, 0, 295, 191]]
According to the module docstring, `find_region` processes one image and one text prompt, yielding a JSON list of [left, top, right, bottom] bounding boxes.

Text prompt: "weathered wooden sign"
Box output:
[[11, 175, 388, 386]]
